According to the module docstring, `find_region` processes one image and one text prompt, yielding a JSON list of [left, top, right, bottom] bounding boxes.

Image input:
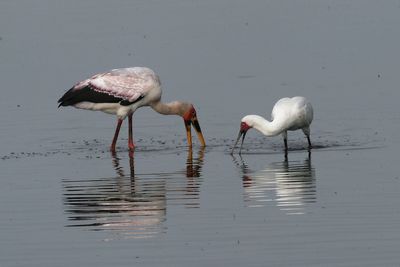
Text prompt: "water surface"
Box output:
[[1, 1, 400, 266]]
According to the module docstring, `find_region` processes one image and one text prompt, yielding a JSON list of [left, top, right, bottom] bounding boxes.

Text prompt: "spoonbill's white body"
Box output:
[[232, 96, 313, 154], [58, 67, 205, 152]]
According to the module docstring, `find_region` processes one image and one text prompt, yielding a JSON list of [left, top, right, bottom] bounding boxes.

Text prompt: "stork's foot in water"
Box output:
[[128, 114, 135, 152], [110, 119, 123, 152], [128, 142, 135, 152]]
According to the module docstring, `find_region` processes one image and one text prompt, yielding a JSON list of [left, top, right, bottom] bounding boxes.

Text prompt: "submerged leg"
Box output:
[[302, 127, 312, 149], [307, 135, 312, 149], [128, 114, 135, 151], [282, 131, 288, 151], [110, 118, 123, 152]]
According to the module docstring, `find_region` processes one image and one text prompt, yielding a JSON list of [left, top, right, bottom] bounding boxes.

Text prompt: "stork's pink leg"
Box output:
[[110, 119, 123, 152], [128, 114, 135, 151]]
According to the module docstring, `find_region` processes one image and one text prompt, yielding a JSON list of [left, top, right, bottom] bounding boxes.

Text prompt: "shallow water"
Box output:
[[2, 1, 400, 266]]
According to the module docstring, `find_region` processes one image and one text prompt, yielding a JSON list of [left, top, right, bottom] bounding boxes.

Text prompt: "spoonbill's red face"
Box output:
[[231, 121, 251, 154], [240, 122, 251, 133], [183, 106, 206, 147]]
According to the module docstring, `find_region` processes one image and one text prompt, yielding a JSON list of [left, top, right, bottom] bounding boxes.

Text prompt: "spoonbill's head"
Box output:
[[231, 116, 253, 154], [182, 104, 206, 147]]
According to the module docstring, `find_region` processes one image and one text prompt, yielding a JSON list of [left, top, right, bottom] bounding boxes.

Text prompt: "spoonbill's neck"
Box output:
[[244, 115, 285, 137]]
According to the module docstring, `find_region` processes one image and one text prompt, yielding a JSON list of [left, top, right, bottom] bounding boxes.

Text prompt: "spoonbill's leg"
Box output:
[[302, 127, 312, 149], [307, 135, 312, 149], [282, 131, 288, 151], [128, 114, 135, 151], [110, 119, 123, 152]]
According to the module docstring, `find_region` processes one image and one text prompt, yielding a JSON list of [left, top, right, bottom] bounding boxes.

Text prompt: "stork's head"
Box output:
[[181, 104, 206, 147]]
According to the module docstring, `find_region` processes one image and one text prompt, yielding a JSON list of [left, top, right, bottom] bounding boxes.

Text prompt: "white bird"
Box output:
[[231, 96, 313, 154], [58, 67, 206, 152]]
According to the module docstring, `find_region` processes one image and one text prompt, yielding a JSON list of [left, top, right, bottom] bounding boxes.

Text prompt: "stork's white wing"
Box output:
[[87, 67, 160, 102]]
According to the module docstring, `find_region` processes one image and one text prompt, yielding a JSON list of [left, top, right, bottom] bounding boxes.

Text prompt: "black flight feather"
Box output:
[[58, 86, 144, 107]]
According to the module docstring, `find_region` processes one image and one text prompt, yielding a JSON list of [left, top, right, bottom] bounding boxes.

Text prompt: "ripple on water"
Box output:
[[0, 131, 384, 160]]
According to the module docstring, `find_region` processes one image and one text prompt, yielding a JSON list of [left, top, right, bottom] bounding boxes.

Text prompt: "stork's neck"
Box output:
[[245, 115, 286, 137], [150, 100, 190, 117]]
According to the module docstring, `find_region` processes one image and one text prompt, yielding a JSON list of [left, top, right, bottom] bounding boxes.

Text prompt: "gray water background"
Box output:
[[1, 1, 400, 266]]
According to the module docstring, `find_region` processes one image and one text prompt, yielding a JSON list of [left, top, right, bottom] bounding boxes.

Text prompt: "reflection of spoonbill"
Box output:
[[232, 96, 313, 154], [232, 154, 316, 214], [58, 67, 206, 151]]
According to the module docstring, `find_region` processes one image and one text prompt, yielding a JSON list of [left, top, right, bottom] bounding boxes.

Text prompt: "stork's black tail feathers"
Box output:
[[57, 86, 125, 108], [57, 87, 75, 107]]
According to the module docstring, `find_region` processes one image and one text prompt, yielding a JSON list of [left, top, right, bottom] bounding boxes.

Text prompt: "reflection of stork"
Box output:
[[62, 148, 205, 239], [186, 147, 205, 178], [182, 147, 205, 208], [232, 154, 316, 215], [63, 152, 166, 239]]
